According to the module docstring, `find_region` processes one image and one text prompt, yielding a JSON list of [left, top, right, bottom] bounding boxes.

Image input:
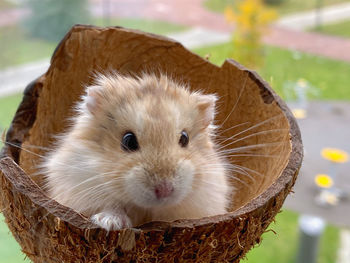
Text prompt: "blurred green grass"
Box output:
[[0, 19, 187, 69], [0, 0, 16, 10], [0, 214, 29, 263], [0, 93, 22, 148], [0, 93, 21, 130], [94, 17, 188, 35], [0, 26, 56, 69], [203, 0, 350, 15], [0, 93, 28, 263], [194, 43, 350, 100], [311, 19, 350, 38]]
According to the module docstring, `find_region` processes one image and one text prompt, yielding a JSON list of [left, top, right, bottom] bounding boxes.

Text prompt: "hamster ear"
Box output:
[[196, 94, 217, 128], [85, 85, 103, 115]]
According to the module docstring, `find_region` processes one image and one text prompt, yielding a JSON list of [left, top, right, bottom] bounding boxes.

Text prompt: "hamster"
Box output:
[[42, 73, 231, 230]]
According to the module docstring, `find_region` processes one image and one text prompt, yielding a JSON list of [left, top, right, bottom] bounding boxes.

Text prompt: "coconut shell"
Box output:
[[0, 25, 303, 262]]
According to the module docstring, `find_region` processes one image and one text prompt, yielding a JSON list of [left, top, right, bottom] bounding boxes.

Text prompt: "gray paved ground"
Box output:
[[284, 101, 350, 228]]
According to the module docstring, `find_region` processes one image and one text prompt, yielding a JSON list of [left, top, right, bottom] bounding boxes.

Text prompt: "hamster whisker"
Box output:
[[197, 143, 281, 162], [219, 128, 288, 148], [217, 114, 285, 149], [223, 175, 253, 190], [2, 140, 47, 159], [27, 172, 125, 217], [229, 163, 264, 177], [70, 179, 125, 199], [40, 169, 121, 193], [26, 187, 96, 218], [106, 114, 117, 123], [28, 203, 80, 238], [201, 166, 256, 183], [1, 140, 106, 174], [199, 158, 265, 183], [220, 72, 249, 127], [69, 188, 116, 208], [218, 141, 288, 154], [42, 171, 121, 197], [216, 121, 251, 136], [66, 190, 125, 215], [230, 166, 262, 181], [227, 153, 280, 158], [0, 140, 51, 151], [228, 168, 256, 182], [198, 161, 255, 180]]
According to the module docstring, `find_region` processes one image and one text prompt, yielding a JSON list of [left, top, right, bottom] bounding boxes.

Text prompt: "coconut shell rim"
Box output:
[[0, 25, 303, 232]]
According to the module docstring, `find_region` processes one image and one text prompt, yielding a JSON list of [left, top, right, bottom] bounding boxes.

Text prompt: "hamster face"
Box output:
[[76, 74, 219, 209], [44, 73, 230, 227]]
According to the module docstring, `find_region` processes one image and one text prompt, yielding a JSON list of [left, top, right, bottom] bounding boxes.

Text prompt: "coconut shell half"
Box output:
[[0, 25, 302, 263]]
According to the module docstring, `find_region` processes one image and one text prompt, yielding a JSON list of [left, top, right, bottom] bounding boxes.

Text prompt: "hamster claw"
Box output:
[[91, 211, 132, 231]]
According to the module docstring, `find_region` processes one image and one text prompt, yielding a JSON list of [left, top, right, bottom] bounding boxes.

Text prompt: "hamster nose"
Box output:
[[154, 181, 174, 199]]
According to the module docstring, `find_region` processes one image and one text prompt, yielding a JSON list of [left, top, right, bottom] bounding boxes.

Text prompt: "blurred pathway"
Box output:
[[2, 1, 350, 61], [0, 28, 229, 97], [0, 8, 28, 27], [90, 0, 350, 62], [263, 27, 350, 62], [276, 1, 350, 30], [0, 59, 49, 97]]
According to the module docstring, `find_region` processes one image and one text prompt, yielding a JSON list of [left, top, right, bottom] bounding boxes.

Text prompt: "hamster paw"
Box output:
[[90, 211, 132, 231]]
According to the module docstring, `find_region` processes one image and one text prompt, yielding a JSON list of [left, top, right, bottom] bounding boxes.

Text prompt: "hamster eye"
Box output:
[[121, 132, 139, 152], [179, 130, 189, 147]]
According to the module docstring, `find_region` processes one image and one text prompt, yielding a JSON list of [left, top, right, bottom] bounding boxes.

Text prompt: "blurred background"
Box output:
[[0, 0, 350, 262]]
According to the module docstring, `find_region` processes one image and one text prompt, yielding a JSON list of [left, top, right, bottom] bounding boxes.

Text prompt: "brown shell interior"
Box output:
[[18, 26, 291, 212]]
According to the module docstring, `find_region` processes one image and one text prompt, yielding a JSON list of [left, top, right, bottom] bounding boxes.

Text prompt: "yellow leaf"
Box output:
[[321, 148, 349, 163], [315, 174, 333, 188]]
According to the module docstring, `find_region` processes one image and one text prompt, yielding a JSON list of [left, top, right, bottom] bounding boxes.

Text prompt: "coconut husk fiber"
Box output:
[[0, 25, 303, 263]]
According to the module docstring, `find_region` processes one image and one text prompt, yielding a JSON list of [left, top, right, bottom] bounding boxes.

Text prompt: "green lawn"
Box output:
[[242, 210, 339, 263], [94, 18, 188, 35], [0, 93, 22, 131], [0, 93, 22, 148], [312, 19, 350, 38], [204, 0, 350, 15], [0, 26, 56, 69], [194, 43, 350, 100], [0, 94, 29, 263], [0, 0, 16, 10], [0, 214, 29, 263], [0, 19, 187, 69]]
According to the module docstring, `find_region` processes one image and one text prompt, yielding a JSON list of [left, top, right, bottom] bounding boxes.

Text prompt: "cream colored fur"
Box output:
[[42, 74, 231, 230]]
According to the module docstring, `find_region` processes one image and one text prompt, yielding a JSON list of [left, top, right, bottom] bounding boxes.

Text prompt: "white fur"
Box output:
[[124, 159, 194, 209], [91, 211, 132, 231]]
